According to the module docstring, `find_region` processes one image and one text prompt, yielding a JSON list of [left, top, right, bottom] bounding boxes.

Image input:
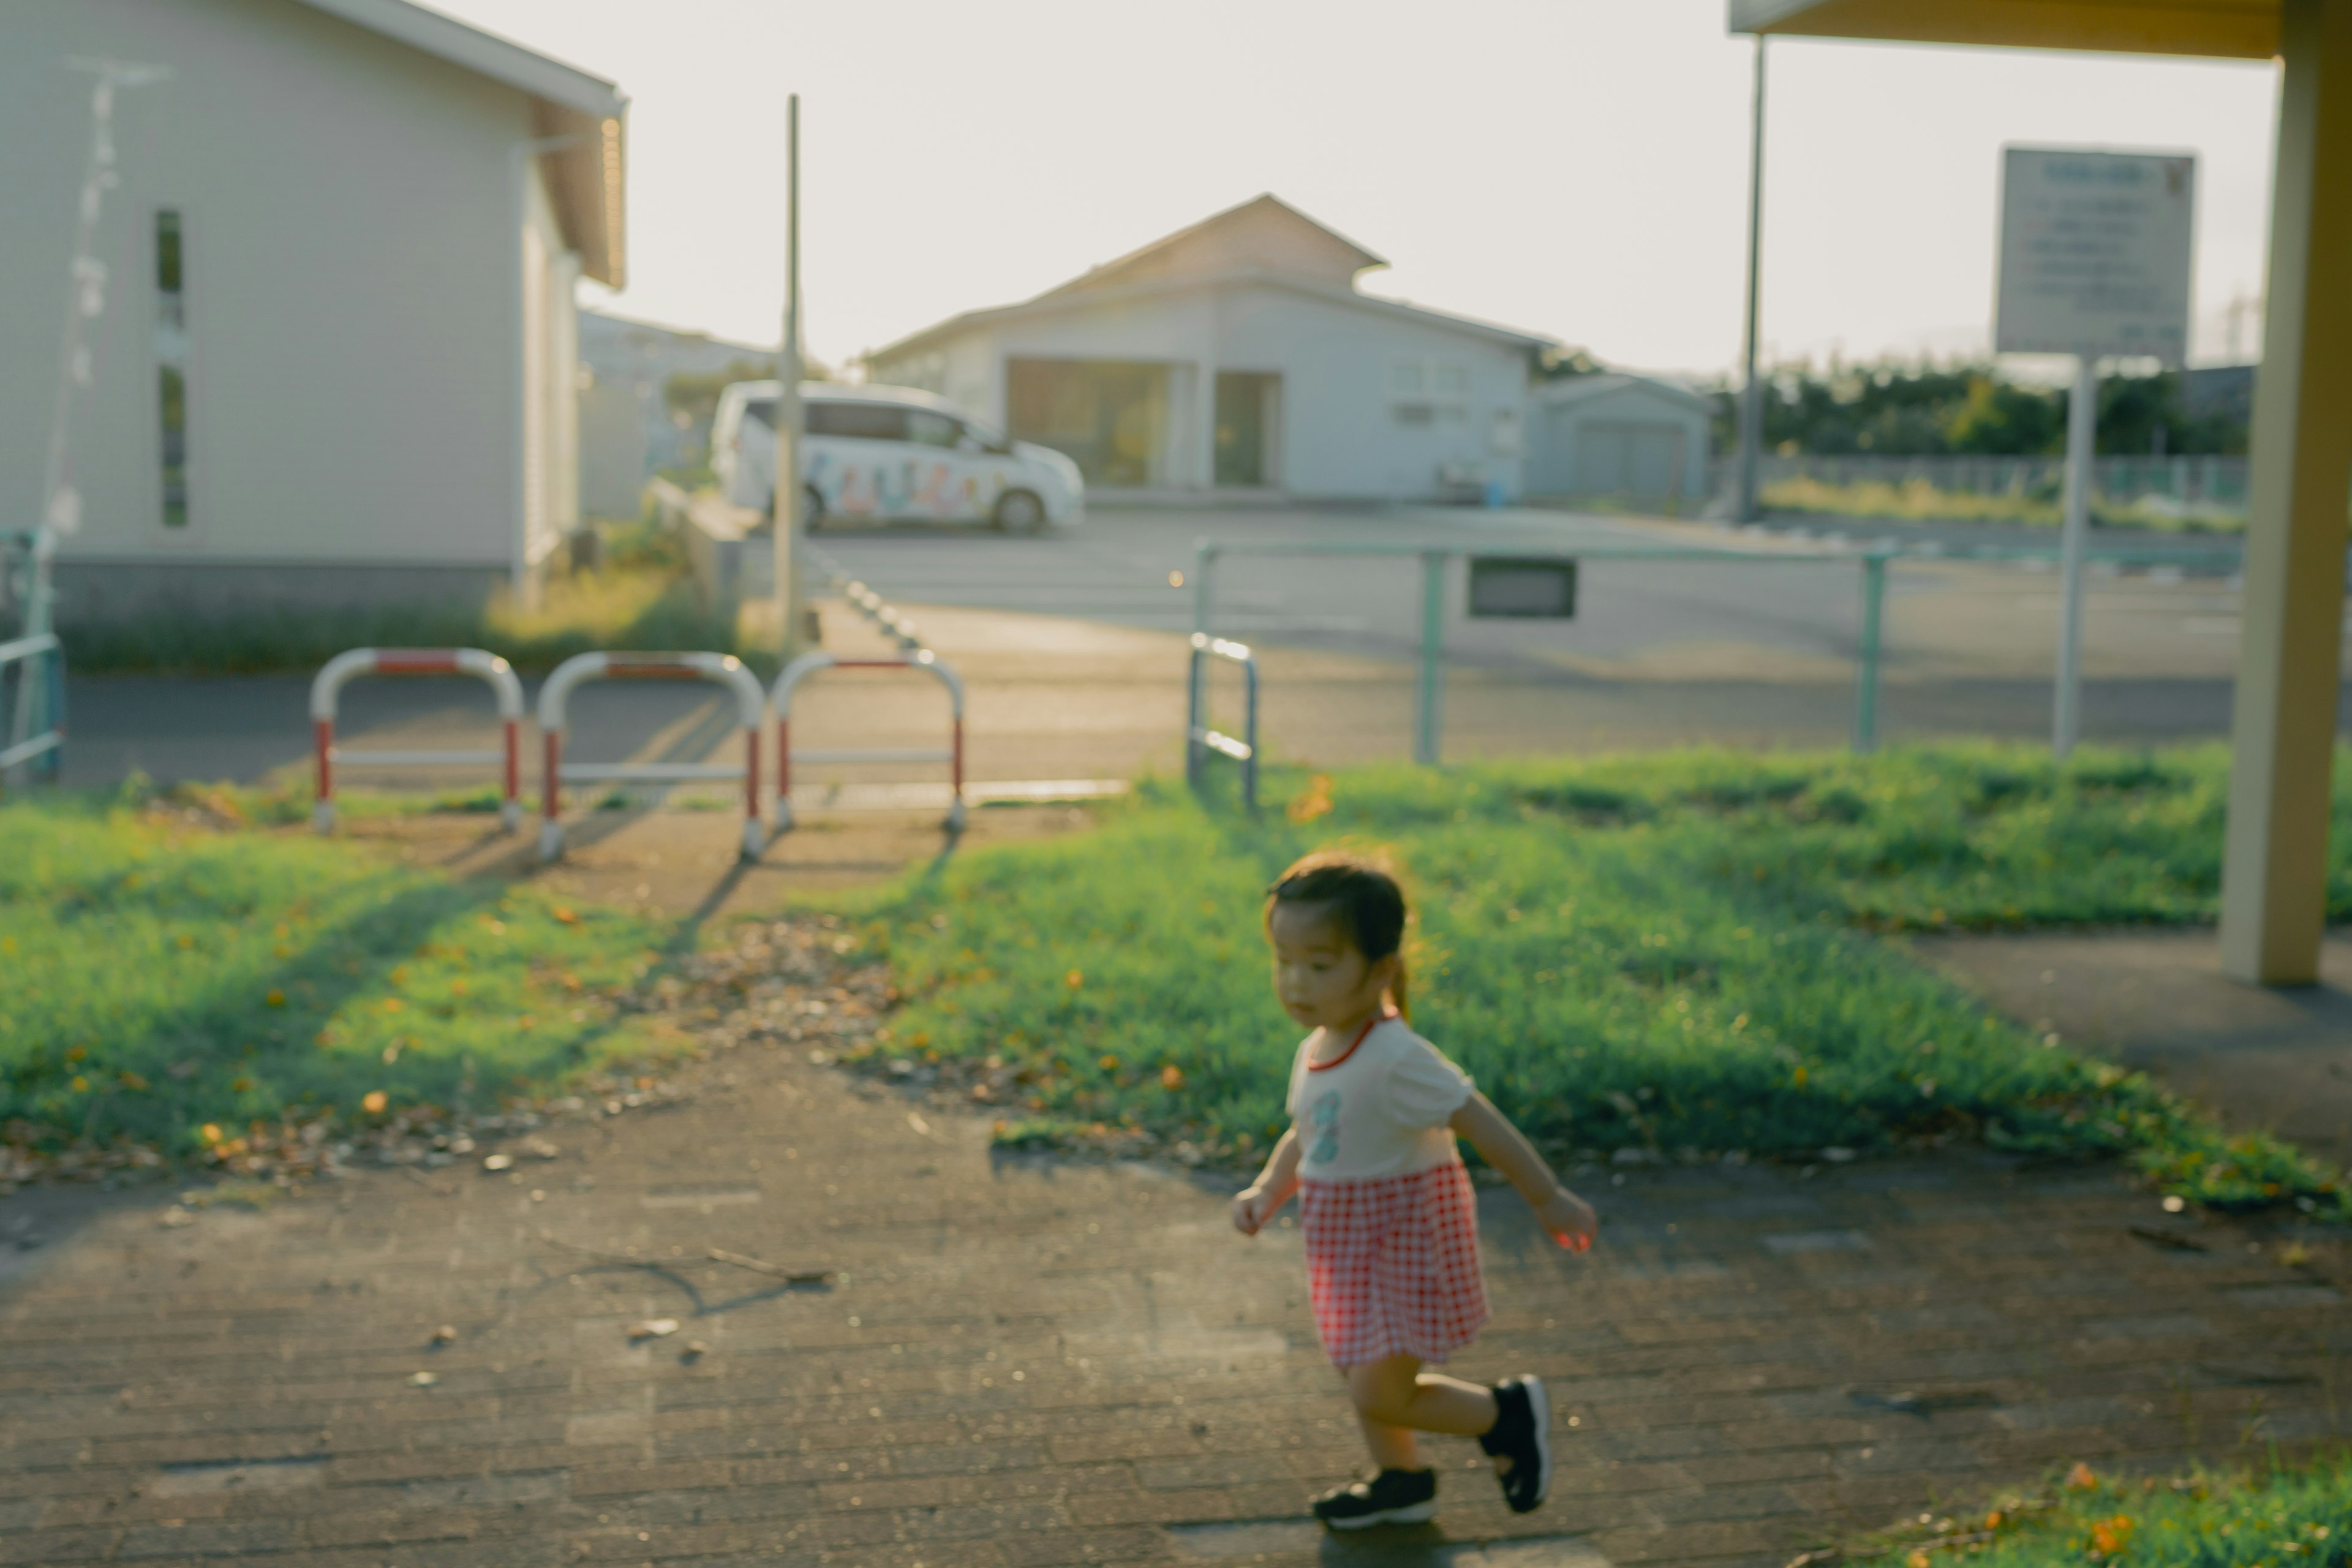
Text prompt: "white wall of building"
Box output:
[[874, 282, 1534, 500], [0, 0, 585, 612]]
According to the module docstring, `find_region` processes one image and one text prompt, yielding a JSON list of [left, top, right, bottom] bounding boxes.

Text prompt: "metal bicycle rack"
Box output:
[[0, 632, 65, 784], [769, 648, 967, 832], [1185, 631, 1259, 810], [536, 650, 767, 862], [309, 647, 524, 832]]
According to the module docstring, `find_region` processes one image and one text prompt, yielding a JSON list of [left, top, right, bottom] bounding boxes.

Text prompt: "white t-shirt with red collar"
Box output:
[[1286, 1014, 1477, 1182]]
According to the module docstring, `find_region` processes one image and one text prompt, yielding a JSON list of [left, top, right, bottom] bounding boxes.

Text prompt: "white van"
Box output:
[[711, 381, 1084, 532]]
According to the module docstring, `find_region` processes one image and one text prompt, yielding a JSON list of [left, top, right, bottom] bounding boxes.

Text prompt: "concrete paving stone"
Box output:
[[893, 1501, 1075, 1541], [996, 1526, 1172, 1567], [11, 937, 2352, 1568], [1636, 1483, 1813, 1525], [1593, 1520, 1776, 1563], [571, 1460, 736, 1497], [112, 1517, 304, 1558], [1066, 1487, 1238, 1528]]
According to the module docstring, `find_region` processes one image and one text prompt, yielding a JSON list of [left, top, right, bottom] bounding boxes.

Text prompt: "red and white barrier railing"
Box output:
[[537, 650, 766, 862], [310, 647, 523, 833], [770, 648, 966, 833]]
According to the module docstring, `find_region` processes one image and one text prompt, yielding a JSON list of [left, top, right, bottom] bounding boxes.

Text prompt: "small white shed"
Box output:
[[1526, 374, 1715, 508], [0, 0, 626, 620], [867, 195, 1551, 503]]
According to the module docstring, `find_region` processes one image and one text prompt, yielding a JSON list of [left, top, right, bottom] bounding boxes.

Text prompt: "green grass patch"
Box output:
[[1863, 1458, 2352, 1568], [1764, 475, 2246, 534], [0, 797, 677, 1156], [846, 744, 2346, 1213]]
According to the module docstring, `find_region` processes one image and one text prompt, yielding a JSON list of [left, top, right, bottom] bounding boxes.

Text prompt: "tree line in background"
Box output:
[[1702, 363, 2251, 461]]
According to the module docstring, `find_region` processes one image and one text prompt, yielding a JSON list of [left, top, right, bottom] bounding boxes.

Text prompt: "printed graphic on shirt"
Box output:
[[1308, 1090, 1342, 1165]]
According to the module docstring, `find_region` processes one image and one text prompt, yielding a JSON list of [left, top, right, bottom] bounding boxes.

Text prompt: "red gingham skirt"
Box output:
[[1300, 1163, 1489, 1368]]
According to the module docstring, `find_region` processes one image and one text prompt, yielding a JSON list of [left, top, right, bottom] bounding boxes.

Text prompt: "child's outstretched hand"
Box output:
[[1231, 1185, 1280, 1237], [1537, 1186, 1597, 1254]]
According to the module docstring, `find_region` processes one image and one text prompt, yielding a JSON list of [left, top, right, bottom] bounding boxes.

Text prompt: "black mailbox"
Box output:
[[1467, 556, 1577, 619]]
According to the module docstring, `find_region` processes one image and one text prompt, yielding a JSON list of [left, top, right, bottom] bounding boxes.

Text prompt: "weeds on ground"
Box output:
[[1764, 475, 2245, 534], [0, 791, 679, 1160], [849, 744, 2346, 1212], [1845, 1457, 2352, 1568], [62, 554, 748, 677]]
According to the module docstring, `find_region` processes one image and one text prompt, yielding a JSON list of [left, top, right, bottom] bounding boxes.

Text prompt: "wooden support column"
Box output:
[[2221, 0, 2352, 984]]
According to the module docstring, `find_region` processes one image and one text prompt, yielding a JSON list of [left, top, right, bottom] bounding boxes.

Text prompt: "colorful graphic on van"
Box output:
[[804, 448, 993, 521]]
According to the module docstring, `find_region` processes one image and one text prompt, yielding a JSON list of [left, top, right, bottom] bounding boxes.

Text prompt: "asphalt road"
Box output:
[[804, 502, 2255, 678], [38, 502, 2343, 792]]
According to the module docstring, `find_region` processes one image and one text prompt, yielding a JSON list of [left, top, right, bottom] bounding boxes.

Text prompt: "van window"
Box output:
[[739, 398, 777, 432], [907, 410, 960, 448], [808, 401, 909, 442]]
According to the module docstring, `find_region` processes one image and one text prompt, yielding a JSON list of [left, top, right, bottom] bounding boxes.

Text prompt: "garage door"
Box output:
[[1575, 421, 1686, 496]]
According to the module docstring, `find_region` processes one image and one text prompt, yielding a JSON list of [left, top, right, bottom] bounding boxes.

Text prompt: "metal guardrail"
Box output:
[[1186, 632, 1259, 810], [536, 650, 767, 862], [309, 647, 524, 832], [0, 632, 64, 780], [1188, 538, 2243, 760], [771, 647, 967, 832]]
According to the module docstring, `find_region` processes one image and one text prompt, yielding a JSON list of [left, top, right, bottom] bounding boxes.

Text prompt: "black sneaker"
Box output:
[[1476, 1375, 1553, 1513], [1311, 1466, 1438, 1529]]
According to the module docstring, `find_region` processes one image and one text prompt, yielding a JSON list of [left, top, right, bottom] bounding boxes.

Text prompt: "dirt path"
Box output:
[[5, 910, 2348, 1568]]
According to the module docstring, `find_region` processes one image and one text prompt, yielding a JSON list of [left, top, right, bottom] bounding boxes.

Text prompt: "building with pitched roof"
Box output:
[[0, 0, 627, 619], [867, 195, 1553, 502]]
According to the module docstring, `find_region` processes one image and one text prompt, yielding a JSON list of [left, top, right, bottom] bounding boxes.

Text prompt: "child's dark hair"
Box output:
[[1267, 851, 1412, 1018]]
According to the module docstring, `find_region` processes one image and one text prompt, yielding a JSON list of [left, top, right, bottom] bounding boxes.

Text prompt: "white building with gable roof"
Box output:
[[0, 0, 627, 620], [867, 195, 1553, 503]]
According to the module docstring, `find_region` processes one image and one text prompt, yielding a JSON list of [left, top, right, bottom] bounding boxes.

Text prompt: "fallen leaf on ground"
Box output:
[[483, 1154, 514, 1172], [429, 1325, 457, 1347], [519, 1136, 560, 1160], [628, 1319, 680, 1341], [158, 1207, 193, 1228], [408, 1371, 438, 1387], [682, 1341, 707, 1362]]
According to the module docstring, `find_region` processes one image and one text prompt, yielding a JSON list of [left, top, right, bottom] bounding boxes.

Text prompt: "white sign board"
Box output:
[[1996, 148, 2195, 365]]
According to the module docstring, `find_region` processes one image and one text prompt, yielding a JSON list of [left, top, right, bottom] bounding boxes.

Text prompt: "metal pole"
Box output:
[[1735, 36, 1768, 525], [1414, 551, 1446, 765], [1185, 642, 1203, 790], [1190, 541, 1215, 639], [2053, 354, 2096, 756], [1855, 554, 1886, 753], [1239, 651, 1259, 812], [1189, 543, 1214, 775], [773, 93, 806, 660], [13, 61, 165, 775]]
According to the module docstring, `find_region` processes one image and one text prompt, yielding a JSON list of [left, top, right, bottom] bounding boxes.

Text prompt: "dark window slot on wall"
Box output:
[[156, 210, 188, 529]]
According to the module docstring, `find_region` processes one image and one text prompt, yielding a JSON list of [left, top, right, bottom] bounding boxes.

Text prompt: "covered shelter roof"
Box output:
[[1728, 1, 2279, 59], [296, 0, 628, 285], [1723, 0, 2352, 992]]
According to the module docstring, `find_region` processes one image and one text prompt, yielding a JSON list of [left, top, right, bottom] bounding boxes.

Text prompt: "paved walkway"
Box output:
[[5, 914, 2348, 1568], [1917, 929, 2352, 1172]]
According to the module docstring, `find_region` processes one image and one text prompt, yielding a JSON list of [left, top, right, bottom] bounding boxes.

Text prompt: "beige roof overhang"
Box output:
[[297, 0, 628, 285], [1728, 1, 2280, 59]]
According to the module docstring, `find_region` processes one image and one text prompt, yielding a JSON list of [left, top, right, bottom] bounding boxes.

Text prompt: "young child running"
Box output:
[[1232, 852, 1598, 1529]]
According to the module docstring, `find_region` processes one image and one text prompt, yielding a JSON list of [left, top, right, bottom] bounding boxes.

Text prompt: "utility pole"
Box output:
[[772, 93, 806, 658], [1735, 35, 1768, 524]]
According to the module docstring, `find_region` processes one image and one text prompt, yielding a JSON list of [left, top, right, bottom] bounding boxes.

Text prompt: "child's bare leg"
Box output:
[[1346, 1356, 1501, 1470]]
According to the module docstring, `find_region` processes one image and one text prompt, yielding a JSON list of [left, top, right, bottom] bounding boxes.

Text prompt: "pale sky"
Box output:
[[434, 0, 2280, 377]]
